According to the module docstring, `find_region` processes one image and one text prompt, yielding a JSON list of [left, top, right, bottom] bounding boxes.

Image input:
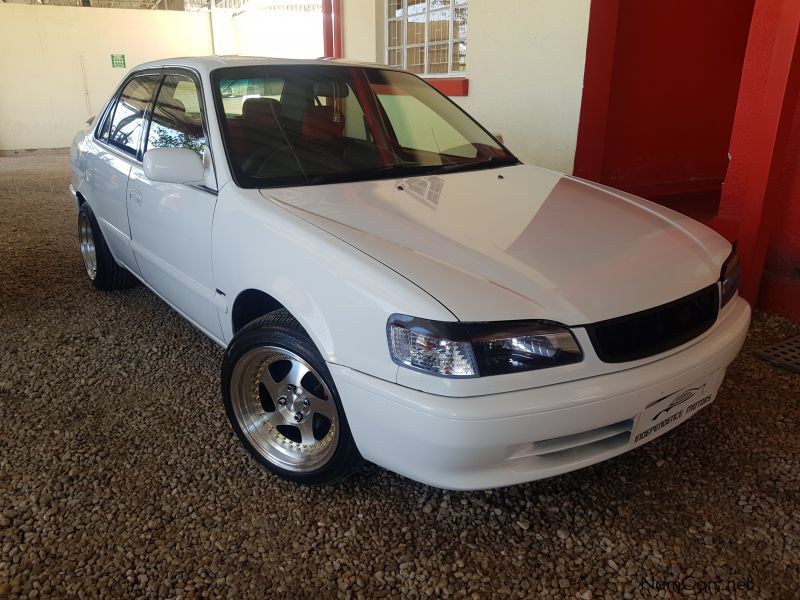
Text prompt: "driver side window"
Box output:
[[107, 75, 160, 156], [146, 74, 206, 156]]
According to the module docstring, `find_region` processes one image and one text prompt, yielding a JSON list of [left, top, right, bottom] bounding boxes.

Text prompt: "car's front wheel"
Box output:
[[221, 309, 361, 485]]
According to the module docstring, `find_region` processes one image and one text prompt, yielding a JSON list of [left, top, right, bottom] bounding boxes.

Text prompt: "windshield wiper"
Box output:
[[305, 156, 518, 186], [426, 155, 519, 175], [307, 163, 439, 185]]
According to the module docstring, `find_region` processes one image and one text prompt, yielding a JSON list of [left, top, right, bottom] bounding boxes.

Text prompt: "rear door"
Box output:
[[126, 70, 223, 340], [86, 73, 161, 274]]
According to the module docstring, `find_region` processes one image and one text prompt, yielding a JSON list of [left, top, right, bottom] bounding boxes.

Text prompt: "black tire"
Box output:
[[221, 309, 361, 485], [77, 202, 137, 291]]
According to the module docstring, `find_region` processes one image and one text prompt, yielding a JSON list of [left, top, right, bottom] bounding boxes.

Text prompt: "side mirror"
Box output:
[[143, 147, 205, 184]]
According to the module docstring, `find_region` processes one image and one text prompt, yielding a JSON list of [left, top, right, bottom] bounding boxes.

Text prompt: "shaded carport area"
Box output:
[[1, 152, 798, 598]]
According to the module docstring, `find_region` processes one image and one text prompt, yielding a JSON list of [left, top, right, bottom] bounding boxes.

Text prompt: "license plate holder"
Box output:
[[632, 374, 719, 447]]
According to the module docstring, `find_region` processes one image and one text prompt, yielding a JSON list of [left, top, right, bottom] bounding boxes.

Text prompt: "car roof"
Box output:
[[134, 56, 402, 77]]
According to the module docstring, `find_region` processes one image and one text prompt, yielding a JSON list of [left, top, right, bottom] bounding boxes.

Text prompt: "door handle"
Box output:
[[129, 188, 143, 206]]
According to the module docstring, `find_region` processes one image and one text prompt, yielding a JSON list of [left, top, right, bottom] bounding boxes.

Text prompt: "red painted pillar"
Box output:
[[717, 0, 800, 304], [573, 0, 620, 181], [322, 0, 343, 59], [322, 0, 334, 58], [333, 0, 343, 59]]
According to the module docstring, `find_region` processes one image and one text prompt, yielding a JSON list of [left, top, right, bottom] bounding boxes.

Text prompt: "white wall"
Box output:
[[342, 0, 382, 63], [212, 7, 323, 58], [0, 0, 590, 164], [0, 4, 214, 151], [341, 0, 591, 173]]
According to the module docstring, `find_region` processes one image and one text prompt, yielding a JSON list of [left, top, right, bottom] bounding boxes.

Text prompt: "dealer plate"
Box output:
[[632, 374, 720, 447]]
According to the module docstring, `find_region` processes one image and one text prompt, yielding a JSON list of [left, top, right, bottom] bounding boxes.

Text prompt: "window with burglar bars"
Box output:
[[386, 0, 467, 76]]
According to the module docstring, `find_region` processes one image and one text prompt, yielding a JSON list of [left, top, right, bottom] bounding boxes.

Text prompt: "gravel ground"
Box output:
[[1, 152, 799, 599]]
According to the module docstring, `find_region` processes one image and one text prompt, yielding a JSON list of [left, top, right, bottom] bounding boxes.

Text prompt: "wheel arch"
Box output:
[[227, 286, 335, 366], [231, 288, 287, 334]]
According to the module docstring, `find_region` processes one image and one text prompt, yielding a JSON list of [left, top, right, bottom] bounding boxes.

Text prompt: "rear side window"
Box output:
[[95, 98, 115, 142], [146, 74, 206, 155], [107, 75, 160, 156]]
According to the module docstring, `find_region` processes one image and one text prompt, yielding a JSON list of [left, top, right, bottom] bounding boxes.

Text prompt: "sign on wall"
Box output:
[[111, 54, 126, 68]]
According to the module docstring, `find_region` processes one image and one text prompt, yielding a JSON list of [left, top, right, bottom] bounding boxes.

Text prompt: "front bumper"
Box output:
[[331, 297, 751, 490]]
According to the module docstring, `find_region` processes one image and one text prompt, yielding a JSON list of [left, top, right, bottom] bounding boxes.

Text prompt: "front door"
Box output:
[[127, 72, 223, 341], [88, 74, 161, 274]]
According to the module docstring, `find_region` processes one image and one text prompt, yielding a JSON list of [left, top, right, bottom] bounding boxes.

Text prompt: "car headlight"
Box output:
[[387, 315, 583, 378], [720, 247, 740, 307]]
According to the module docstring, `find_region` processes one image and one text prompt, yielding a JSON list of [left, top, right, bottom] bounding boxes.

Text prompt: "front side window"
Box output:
[[146, 74, 206, 155], [107, 75, 160, 156], [212, 65, 514, 188], [387, 0, 468, 74]]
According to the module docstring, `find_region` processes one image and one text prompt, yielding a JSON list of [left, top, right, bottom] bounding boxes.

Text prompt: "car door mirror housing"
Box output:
[[143, 148, 205, 184]]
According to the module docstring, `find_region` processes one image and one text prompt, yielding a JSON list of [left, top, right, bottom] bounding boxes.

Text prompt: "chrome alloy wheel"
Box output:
[[229, 346, 339, 472], [78, 212, 97, 280]]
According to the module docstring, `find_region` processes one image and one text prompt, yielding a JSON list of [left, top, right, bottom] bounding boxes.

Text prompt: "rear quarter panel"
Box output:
[[69, 127, 92, 201]]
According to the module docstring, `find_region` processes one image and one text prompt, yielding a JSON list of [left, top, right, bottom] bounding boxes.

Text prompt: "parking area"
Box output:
[[1, 152, 799, 597]]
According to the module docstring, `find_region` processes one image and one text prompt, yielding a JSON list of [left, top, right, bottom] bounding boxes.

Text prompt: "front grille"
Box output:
[[586, 284, 719, 363]]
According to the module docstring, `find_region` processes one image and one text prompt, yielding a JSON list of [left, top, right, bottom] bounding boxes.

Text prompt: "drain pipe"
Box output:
[[209, 0, 217, 55]]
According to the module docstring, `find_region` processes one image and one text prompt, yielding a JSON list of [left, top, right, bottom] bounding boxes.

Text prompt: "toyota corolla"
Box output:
[[69, 57, 751, 490]]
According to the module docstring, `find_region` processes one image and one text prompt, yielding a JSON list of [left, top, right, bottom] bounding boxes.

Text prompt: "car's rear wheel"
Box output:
[[222, 309, 361, 484], [77, 202, 136, 290]]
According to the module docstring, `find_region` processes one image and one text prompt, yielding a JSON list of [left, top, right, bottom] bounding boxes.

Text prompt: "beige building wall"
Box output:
[[341, 0, 591, 174], [0, 0, 589, 165], [0, 4, 213, 151], [212, 7, 323, 59], [342, 0, 383, 63]]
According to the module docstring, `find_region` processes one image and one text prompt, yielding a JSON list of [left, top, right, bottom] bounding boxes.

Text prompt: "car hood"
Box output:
[[261, 164, 731, 324]]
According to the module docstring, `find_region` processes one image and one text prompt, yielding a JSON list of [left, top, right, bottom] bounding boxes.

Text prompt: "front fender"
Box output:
[[212, 187, 456, 383]]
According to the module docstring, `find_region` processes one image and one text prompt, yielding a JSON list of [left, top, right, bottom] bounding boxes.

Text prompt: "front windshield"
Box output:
[[211, 65, 517, 187]]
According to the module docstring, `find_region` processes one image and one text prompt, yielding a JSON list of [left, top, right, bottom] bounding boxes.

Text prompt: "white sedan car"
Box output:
[[69, 57, 750, 490]]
